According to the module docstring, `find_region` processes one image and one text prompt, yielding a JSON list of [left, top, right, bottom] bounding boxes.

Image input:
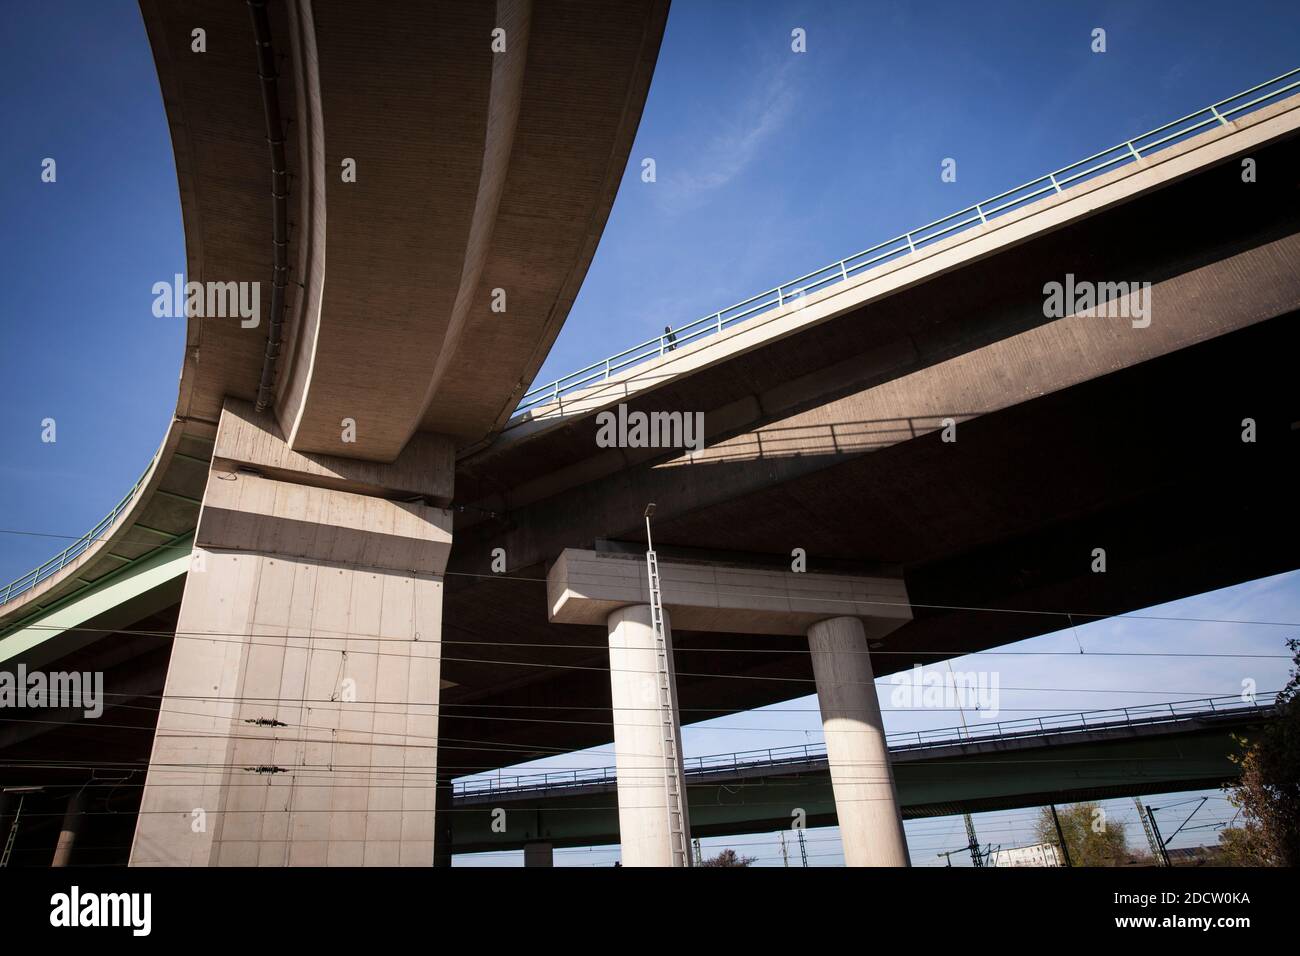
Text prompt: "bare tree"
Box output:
[[698, 848, 757, 867]]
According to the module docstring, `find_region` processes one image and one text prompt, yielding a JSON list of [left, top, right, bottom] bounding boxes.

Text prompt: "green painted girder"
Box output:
[[0, 534, 192, 667]]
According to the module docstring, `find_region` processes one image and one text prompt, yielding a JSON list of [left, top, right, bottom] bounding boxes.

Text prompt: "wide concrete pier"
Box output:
[[130, 404, 451, 866], [549, 549, 913, 866]]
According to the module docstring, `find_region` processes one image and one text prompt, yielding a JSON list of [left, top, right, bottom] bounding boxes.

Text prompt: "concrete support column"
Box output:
[[524, 841, 554, 867], [51, 790, 85, 867], [606, 604, 691, 867], [807, 616, 909, 867], [130, 401, 453, 867], [432, 775, 454, 868], [550, 550, 912, 865]]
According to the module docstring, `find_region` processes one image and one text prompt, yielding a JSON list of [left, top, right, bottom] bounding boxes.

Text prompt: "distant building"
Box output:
[[1166, 845, 1223, 866], [991, 843, 1063, 867]]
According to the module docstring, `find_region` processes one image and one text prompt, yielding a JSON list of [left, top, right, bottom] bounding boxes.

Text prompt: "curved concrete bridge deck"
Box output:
[[2, 0, 668, 631], [144, 0, 668, 460]]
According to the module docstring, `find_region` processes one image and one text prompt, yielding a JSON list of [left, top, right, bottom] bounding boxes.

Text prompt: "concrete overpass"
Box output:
[[146, 0, 668, 459], [436, 83, 1300, 774], [2, 45, 1297, 867], [448, 694, 1275, 858]]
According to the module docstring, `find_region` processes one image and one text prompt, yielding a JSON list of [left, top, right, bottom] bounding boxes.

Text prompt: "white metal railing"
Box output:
[[514, 67, 1300, 415], [452, 693, 1276, 798], [0, 450, 162, 608]]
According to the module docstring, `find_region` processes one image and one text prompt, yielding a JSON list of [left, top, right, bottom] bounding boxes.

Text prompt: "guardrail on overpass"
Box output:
[[515, 67, 1300, 414], [0, 448, 164, 609]]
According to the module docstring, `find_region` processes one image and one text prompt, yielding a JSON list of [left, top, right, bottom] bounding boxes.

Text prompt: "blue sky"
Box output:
[[0, 2, 184, 582], [1, 1, 1298, 865], [534, 0, 1300, 388]]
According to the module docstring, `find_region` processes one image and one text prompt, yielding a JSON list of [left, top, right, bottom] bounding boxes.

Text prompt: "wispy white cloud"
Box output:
[[659, 59, 799, 214]]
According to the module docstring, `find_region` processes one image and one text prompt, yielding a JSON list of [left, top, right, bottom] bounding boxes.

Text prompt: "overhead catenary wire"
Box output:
[[2, 618, 1295, 660], [3, 526, 1300, 630], [0, 773, 1246, 818], [4, 621, 1292, 692], [1, 529, 1285, 828], [0, 730, 1266, 787], [16, 688, 1271, 734]]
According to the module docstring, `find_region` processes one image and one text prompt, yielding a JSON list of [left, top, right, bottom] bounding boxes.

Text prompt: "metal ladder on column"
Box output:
[[1, 794, 24, 867], [646, 547, 690, 867], [1134, 797, 1168, 866]]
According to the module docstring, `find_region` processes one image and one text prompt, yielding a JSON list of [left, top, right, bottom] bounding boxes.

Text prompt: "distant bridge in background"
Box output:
[[448, 694, 1277, 853]]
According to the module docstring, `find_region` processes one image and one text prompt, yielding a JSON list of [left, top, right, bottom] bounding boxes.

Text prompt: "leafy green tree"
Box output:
[[1221, 638, 1300, 867], [1033, 802, 1130, 866], [1216, 825, 1268, 866]]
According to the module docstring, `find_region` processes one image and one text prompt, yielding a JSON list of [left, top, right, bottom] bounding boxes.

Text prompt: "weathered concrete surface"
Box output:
[[140, 0, 275, 434], [213, 399, 454, 504], [457, 161, 1300, 551], [130, 404, 450, 867], [416, 1, 669, 444]]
